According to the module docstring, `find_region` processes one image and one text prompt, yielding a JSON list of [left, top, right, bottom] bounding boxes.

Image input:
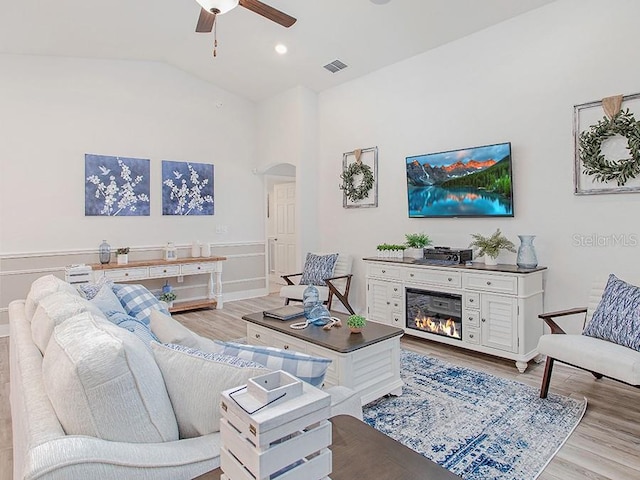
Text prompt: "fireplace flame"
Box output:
[[414, 314, 460, 339]]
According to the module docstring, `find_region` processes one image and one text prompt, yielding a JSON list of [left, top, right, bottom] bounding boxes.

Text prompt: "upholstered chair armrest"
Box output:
[[538, 307, 587, 334], [281, 273, 303, 286]]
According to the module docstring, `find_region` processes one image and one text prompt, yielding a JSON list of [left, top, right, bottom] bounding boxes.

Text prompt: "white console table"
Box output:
[[89, 256, 226, 312], [364, 258, 546, 372]]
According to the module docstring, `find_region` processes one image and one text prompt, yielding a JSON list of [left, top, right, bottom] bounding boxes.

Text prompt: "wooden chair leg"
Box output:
[[284, 298, 290, 306], [540, 356, 555, 399]]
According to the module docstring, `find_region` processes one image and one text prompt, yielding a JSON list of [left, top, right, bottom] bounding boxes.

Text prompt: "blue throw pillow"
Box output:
[[214, 341, 331, 387], [90, 283, 128, 317], [107, 311, 159, 352], [162, 343, 268, 369], [77, 277, 114, 300], [299, 253, 339, 287], [112, 284, 170, 326], [583, 274, 640, 351]]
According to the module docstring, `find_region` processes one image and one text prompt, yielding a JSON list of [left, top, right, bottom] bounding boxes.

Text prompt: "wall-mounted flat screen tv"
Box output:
[[406, 142, 513, 218]]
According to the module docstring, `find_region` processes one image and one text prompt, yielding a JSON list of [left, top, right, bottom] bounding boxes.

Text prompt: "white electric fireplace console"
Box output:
[[364, 258, 546, 372]]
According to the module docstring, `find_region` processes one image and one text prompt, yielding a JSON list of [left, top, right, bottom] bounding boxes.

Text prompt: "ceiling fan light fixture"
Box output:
[[195, 0, 239, 15]]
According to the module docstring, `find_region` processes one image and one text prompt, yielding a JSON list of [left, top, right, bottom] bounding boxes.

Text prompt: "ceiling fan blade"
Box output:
[[238, 0, 297, 28], [196, 8, 215, 33]]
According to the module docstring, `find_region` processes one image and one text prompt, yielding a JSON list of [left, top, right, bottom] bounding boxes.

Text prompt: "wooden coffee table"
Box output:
[[242, 311, 404, 405], [197, 415, 462, 480]]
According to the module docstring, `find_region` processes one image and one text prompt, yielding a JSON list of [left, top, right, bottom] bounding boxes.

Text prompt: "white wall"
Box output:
[[315, 0, 640, 329], [0, 54, 267, 315], [257, 86, 319, 268], [0, 54, 262, 252]]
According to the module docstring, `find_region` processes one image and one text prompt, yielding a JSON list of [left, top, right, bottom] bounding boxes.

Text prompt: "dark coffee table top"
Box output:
[[242, 311, 403, 353], [196, 415, 461, 480]]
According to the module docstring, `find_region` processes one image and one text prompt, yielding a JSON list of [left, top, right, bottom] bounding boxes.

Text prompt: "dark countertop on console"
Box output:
[[363, 257, 547, 274]]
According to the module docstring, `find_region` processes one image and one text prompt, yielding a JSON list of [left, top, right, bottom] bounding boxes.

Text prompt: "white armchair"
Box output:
[[537, 275, 640, 398], [279, 253, 354, 314]]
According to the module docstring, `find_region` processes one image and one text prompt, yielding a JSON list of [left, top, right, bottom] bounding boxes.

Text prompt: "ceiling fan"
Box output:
[[195, 0, 297, 48]]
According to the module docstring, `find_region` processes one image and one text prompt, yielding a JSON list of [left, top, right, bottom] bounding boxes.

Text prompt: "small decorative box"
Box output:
[[220, 370, 332, 480]]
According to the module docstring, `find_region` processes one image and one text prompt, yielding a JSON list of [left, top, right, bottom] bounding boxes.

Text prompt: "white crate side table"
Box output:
[[220, 371, 332, 480]]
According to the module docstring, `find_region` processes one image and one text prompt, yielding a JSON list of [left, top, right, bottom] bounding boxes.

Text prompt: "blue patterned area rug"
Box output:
[[363, 350, 586, 480]]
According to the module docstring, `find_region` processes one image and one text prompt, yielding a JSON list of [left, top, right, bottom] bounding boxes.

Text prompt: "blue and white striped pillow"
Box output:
[[299, 253, 338, 286], [107, 311, 159, 353], [213, 341, 331, 387], [112, 284, 170, 326], [583, 274, 640, 351]]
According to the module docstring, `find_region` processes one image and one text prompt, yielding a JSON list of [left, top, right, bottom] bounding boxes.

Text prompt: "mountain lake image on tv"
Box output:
[[406, 142, 513, 218]]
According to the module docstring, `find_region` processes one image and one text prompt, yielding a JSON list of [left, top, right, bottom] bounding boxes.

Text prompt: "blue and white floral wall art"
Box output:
[[162, 160, 214, 216], [85, 154, 150, 216]]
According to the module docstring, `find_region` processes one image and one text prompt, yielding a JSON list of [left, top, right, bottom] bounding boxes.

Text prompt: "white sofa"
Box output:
[[10, 276, 362, 480]]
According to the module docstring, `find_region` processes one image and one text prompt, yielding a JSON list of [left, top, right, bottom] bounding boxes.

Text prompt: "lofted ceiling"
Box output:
[[0, 0, 556, 102]]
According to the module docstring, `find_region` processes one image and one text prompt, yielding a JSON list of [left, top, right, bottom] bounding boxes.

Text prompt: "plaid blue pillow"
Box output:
[[299, 253, 338, 286], [214, 341, 331, 387], [583, 274, 640, 351], [112, 284, 170, 326]]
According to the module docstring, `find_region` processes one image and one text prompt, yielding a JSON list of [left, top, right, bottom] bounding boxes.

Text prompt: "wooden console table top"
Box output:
[[197, 414, 461, 480], [89, 255, 226, 270], [242, 311, 403, 354]]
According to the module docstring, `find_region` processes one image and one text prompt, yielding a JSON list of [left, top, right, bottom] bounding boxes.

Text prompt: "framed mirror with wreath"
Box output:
[[340, 147, 378, 208], [574, 92, 640, 195]]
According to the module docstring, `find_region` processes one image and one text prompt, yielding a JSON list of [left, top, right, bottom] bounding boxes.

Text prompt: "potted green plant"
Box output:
[[116, 247, 130, 265], [346, 314, 367, 334], [468, 229, 516, 266], [158, 291, 177, 308], [404, 233, 432, 259]]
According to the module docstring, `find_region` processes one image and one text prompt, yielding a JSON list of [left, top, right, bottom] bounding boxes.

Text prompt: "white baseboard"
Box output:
[[223, 288, 269, 303]]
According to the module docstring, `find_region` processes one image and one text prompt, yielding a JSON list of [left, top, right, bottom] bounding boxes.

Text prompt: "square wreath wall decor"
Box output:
[[574, 92, 640, 195], [340, 146, 378, 208]]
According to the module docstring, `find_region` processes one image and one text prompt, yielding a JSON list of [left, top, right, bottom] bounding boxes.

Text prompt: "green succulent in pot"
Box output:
[[347, 314, 367, 333]]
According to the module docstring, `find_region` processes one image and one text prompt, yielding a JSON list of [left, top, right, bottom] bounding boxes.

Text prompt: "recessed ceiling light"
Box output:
[[275, 43, 288, 55], [370, 0, 391, 4]]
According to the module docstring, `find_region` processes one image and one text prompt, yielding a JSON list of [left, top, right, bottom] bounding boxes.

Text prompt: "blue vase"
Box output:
[[99, 240, 111, 264], [516, 235, 538, 269], [303, 285, 320, 318]]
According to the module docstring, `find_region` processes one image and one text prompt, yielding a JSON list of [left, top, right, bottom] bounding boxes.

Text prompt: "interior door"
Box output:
[[273, 183, 297, 285]]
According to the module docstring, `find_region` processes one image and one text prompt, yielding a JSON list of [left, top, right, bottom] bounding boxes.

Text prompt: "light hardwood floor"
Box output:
[[2, 294, 639, 479]]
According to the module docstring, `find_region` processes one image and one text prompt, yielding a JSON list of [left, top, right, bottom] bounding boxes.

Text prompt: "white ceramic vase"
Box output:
[[484, 254, 498, 266]]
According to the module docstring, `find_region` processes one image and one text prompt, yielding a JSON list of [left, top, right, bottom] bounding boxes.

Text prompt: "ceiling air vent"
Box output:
[[323, 59, 348, 73]]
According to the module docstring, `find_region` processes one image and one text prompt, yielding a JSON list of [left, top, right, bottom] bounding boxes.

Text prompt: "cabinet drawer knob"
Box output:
[[410, 273, 414, 277], [284, 345, 289, 350], [381, 269, 386, 273], [482, 318, 486, 323], [163, 269, 167, 273], [448, 277, 452, 282], [393, 288, 398, 292], [255, 333, 260, 339], [469, 298, 474, 303], [386, 301, 390, 305], [468, 316, 473, 321], [469, 334, 474, 338], [125, 273, 129, 277], [197, 266, 201, 270], [486, 281, 492, 285]]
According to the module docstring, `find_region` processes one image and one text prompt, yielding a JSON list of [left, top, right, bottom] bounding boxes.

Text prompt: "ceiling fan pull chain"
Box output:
[[213, 14, 218, 57]]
